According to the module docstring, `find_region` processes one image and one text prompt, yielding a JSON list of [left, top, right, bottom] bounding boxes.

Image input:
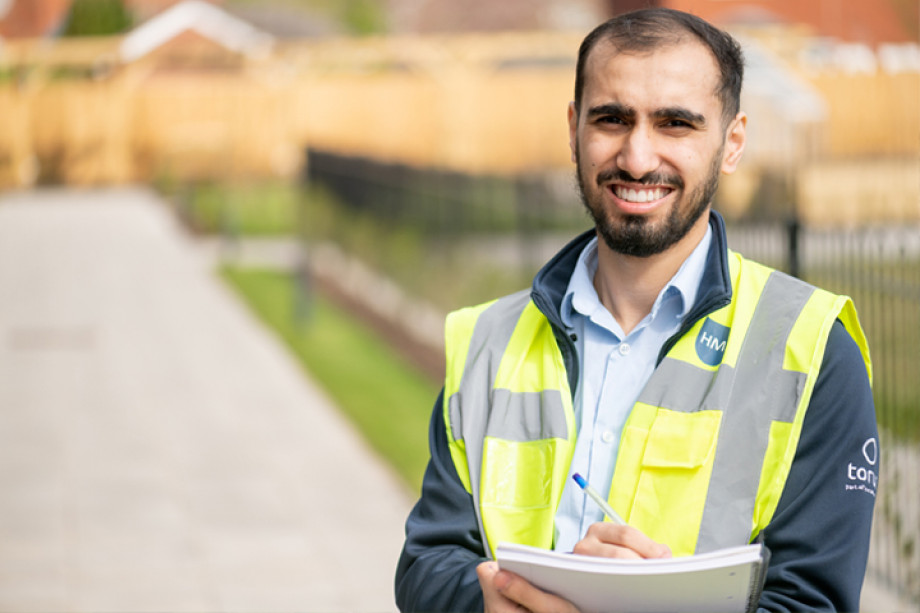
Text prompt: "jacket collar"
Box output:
[[530, 210, 733, 333]]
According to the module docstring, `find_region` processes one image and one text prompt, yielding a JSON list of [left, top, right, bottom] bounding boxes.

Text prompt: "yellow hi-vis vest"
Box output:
[[443, 251, 871, 560]]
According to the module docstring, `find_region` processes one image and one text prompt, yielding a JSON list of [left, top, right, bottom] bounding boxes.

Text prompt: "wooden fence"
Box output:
[[0, 32, 916, 223]]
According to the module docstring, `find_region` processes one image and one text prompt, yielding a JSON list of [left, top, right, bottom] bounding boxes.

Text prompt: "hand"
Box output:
[[572, 522, 672, 559], [477, 560, 580, 613]]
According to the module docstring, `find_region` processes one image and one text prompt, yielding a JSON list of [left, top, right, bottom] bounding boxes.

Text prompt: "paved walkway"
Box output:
[[0, 187, 414, 611]]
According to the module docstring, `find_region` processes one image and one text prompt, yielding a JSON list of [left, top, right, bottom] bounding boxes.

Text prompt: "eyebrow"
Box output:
[[653, 107, 707, 127], [586, 103, 707, 127], [586, 103, 633, 120]]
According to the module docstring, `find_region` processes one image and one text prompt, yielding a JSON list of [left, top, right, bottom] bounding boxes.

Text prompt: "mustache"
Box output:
[[596, 168, 683, 190]]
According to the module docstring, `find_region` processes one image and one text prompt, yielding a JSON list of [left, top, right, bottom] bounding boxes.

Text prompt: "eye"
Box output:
[[595, 115, 626, 126], [663, 119, 693, 129]]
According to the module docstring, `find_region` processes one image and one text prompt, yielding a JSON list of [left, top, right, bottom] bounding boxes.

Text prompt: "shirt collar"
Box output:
[[560, 226, 713, 330], [560, 236, 598, 329]]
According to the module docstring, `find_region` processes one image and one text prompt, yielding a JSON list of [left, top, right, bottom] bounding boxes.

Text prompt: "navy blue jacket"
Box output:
[[396, 212, 878, 612]]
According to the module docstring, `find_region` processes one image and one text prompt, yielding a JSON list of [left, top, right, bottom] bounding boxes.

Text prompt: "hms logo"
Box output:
[[696, 318, 729, 366]]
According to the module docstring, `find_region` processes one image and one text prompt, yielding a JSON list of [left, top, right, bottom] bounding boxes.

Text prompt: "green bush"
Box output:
[[63, 0, 133, 36]]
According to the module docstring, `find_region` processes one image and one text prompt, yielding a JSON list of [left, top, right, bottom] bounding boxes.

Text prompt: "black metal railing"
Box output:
[[729, 222, 920, 606]]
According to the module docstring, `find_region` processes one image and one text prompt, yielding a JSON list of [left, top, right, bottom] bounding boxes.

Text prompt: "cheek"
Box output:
[[580, 135, 617, 169], [671, 143, 715, 178]]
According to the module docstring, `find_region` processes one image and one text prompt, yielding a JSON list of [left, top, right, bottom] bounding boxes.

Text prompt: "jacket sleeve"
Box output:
[[758, 319, 878, 612], [395, 390, 486, 612]]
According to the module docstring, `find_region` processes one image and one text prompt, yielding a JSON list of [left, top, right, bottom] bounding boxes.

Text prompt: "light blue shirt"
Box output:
[[553, 228, 712, 552]]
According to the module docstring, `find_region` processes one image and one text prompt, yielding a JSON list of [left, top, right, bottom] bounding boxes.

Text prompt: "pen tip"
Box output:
[[572, 473, 586, 488]]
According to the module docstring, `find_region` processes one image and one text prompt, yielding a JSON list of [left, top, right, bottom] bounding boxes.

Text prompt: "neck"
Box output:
[[593, 217, 709, 336]]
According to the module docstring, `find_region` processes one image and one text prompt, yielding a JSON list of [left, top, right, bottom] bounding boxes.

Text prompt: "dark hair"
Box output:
[[574, 8, 744, 125]]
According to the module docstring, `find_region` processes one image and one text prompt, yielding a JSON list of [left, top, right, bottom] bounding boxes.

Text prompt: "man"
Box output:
[[396, 8, 877, 613]]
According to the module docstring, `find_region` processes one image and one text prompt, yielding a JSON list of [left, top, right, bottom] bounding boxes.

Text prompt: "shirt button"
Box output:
[[618, 343, 631, 356], [602, 430, 616, 444]]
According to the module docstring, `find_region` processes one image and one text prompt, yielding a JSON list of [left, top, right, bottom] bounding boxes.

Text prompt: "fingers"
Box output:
[[572, 522, 672, 559], [477, 560, 581, 613]]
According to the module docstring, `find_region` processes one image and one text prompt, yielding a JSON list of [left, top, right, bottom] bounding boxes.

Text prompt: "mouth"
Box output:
[[611, 184, 672, 204]]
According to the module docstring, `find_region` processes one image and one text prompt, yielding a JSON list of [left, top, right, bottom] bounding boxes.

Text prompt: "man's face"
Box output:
[[568, 39, 746, 258]]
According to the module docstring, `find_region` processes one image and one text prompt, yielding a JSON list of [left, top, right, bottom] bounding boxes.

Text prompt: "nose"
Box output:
[[616, 125, 660, 180]]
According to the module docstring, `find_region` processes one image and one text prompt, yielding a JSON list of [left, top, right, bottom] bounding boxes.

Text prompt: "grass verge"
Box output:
[[164, 180, 301, 236], [221, 266, 438, 494]]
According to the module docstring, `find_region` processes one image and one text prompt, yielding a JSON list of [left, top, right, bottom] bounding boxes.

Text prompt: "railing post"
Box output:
[[786, 213, 801, 278]]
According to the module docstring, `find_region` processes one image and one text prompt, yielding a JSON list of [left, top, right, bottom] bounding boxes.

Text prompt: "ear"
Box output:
[[720, 112, 747, 174], [567, 101, 578, 164]]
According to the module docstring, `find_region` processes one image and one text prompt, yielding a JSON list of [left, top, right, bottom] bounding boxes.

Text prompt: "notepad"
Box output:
[[496, 541, 766, 613]]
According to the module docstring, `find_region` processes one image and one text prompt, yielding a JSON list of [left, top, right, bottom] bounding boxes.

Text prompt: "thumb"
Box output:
[[476, 560, 499, 583], [478, 560, 514, 591]]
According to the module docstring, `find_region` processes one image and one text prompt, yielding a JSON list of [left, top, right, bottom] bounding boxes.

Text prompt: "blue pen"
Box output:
[[573, 473, 627, 526]]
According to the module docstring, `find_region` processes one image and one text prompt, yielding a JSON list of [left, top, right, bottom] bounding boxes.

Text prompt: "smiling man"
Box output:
[[396, 9, 877, 613]]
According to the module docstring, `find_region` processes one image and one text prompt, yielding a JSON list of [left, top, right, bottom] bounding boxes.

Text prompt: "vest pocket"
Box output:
[[481, 437, 556, 508], [479, 436, 568, 552], [630, 409, 722, 556], [642, 409, 721, 468]]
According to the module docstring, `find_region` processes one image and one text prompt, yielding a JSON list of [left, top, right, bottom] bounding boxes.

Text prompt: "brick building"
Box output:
[[665, 0, 916, 45], [0, 0, 72, 37], [386, 0, 916, 45]]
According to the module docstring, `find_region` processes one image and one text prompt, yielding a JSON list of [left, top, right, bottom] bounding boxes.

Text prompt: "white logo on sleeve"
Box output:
[[845, 437, 878, 497], [862, 438, 878, 465]]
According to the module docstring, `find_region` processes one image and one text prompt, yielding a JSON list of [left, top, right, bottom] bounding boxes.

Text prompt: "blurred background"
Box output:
[[0, 0, 917, 610]]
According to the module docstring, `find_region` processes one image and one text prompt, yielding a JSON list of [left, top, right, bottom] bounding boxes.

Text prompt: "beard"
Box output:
[[576, 145, 723, 258]]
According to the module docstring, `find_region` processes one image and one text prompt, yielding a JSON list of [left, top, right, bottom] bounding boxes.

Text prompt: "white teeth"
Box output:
[[614, 186, 666, 203]]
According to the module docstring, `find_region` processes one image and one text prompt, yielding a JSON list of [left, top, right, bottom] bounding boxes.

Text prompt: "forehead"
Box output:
[[581, 39, 722, 114]]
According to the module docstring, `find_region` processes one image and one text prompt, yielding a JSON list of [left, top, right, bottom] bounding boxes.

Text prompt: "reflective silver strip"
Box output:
[[485, 389, 569, 441], [696, 273, 814, 552], [638, 358, 734, 413], [448, 290, 531, 443], [447, 290, 531, 556]]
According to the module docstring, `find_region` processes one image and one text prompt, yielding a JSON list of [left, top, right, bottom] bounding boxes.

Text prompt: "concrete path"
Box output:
[[0, 187, 414, 612]]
